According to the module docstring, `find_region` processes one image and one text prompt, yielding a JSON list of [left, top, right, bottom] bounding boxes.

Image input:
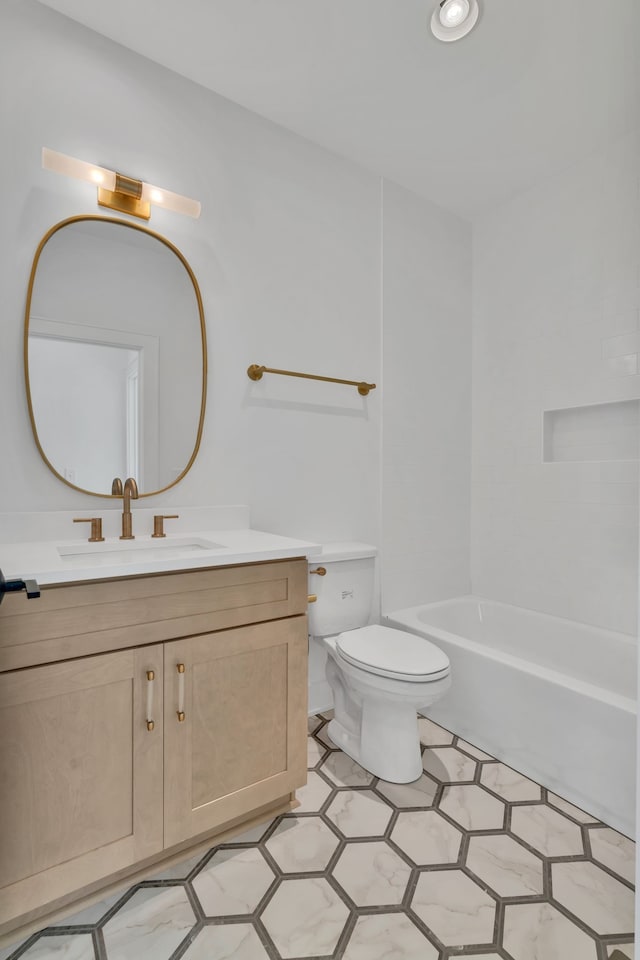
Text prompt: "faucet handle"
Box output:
[[152, 515, 179, 539], [74, 518, 105, 542]]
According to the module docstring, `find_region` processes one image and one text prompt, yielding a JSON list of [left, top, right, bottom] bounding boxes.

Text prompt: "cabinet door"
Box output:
[[0, 646, 163, 930], [164, 617, 307, 847]]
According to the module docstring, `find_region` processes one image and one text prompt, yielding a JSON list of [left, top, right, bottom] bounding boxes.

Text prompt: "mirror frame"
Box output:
[[24, 215, 207, 498]]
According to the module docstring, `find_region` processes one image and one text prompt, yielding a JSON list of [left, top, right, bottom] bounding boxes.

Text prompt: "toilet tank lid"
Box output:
[[308, 541, 377, 563]]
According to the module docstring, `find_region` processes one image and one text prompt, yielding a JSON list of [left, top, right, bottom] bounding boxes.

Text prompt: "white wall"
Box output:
[[3, 0, 635, 637], [0, 0, 381, 551], [471, 131, 640, 635], [381, 181, 472, 612]]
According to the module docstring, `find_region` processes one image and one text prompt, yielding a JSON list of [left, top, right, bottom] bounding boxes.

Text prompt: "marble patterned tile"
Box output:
[[314, 724, 338, 750], [225, 819, 275, 845], [608, 945, 635, 959], [510, 804, 584, 857], [0, 943, 21, 960], [551, 861, 635, 936], [307, 736, 326, 767], [148, 851, 207, 881], [332, 841, 412, 906], [466, 833, 544, 897], [411, 869, 496, 947], [265, 816, 340, 872], [342, 912, 439, 960], [320, 751, 375, 787], [439, 783, 506, 831], [503, 902, 598, 960], [547, 792, 599, 824], [456, 739, 495, 761], [588, 826, 636, 884], [101, 886, 196, 960], [391, 809, 462, 865], [417, 717, 454, 746], [8, 935, 96, 959], [192, 848, 275, 916], [260, 878, 349, 959], [294, 770, 333, 812], [376, 773, 438, 809], [480, 762, 541, 802], [49, 892, 122, 925], [307, 716, 322, 736], [9, 719, 635, 960], [422, 746, 477, 783], [181, 924, 270, 960], [326, 789, 393, 837]]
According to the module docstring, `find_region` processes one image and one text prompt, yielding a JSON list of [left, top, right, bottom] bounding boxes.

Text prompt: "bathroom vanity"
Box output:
[[0, 527, 313, 939], [0, 203, 319, 940]]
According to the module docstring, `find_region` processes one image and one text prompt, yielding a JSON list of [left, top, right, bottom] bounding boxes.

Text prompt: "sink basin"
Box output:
[[57, 537, 226, 566]]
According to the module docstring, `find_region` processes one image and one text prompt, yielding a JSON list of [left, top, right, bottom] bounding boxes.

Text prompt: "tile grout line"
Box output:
[[4, 715, 634, 960]]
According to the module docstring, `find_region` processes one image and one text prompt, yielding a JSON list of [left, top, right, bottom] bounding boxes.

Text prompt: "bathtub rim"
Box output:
[[384, 595, 636, 716]]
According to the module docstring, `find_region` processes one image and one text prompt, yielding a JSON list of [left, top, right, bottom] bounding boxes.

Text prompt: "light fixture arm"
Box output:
[[99, 172, 149, 220]]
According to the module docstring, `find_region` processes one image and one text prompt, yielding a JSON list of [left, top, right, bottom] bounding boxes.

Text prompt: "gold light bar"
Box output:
[[247, 364, 377, 397], [42, 148, 201, 220]]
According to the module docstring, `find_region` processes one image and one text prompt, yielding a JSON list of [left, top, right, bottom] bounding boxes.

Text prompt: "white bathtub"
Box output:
[[385, 596, 637, 836]]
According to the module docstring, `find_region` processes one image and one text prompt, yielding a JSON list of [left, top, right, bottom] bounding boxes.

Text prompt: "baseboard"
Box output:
[[308, 679, 333, 716]]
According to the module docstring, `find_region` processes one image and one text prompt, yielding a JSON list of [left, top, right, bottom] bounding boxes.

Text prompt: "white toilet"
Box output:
[[308, 542, 451, 783]]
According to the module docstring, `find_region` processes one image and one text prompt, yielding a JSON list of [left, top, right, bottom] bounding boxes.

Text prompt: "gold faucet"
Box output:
[[120, 477, 139, 540]]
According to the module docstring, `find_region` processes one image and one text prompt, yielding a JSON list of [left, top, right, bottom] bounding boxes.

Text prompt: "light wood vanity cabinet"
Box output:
[[0, 559, 308, 937], [0, 646, 164, 929], [164, 616, 306, 848]]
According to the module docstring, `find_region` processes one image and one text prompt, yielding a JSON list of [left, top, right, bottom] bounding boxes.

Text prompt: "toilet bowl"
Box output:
[[308, 543, 451, 783]]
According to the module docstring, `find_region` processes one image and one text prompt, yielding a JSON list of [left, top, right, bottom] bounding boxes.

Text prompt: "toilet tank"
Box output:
[[307, 542, 377, 637]]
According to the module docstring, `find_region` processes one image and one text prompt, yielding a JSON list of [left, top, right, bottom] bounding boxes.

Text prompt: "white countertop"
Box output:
[[0, 510, 320, 586]]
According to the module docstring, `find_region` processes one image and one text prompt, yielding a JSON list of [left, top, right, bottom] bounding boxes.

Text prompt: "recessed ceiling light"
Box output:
[[431, 0, 479, 42]]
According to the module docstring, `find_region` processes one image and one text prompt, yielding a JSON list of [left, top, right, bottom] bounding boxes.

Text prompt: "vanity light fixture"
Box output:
[[430, 0, 479, 42], [42, 148, 201, 220]]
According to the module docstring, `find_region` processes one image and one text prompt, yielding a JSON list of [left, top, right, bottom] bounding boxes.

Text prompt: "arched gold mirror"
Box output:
[[24, 216, 207, 497]]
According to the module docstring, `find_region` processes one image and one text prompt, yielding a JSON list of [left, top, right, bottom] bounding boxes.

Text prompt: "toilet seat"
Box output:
[[335, 624, 450, 683]]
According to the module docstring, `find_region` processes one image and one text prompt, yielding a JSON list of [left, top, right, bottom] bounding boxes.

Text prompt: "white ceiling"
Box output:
[[37, 0, 640, 219]]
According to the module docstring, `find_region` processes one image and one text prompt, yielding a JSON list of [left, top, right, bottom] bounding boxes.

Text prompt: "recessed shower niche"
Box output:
[[543, 399, 640, 463]]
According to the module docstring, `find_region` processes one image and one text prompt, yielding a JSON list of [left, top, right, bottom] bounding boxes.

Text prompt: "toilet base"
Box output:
[[324, 646, 450, 784], [327, 704, 423, 783]]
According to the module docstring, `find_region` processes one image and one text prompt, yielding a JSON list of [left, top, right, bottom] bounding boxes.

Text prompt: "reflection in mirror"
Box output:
[[25, 217, 206, 497]]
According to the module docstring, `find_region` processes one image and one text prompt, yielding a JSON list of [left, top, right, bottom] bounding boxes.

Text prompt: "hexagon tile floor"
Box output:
[[2, 714, 635, 960]]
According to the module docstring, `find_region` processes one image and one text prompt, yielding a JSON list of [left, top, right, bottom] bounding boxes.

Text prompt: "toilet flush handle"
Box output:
[[310, 567, 327, 576]]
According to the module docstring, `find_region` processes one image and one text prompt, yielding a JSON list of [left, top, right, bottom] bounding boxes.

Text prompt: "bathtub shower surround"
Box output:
[[386, 596, 636, 836], [1, 715, 634, 960], [470, 131, 640, 637]]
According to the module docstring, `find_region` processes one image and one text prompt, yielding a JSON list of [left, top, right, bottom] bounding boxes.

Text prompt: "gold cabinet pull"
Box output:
[[176, 662, 186, 721], [146, 669, 155, 731], [310, 567, 327, 576]]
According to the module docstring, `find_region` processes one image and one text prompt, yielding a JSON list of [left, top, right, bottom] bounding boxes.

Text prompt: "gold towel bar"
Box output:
[[247, 364, 376, 396]]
